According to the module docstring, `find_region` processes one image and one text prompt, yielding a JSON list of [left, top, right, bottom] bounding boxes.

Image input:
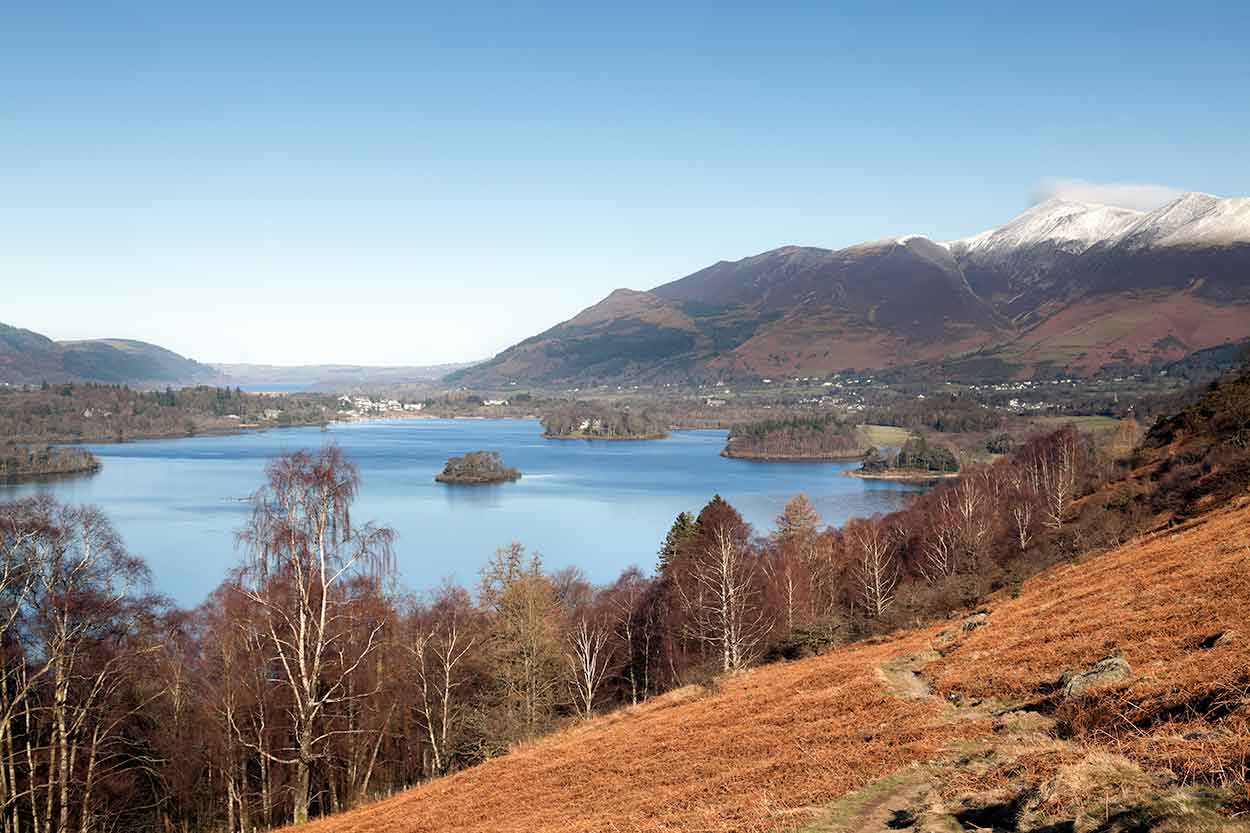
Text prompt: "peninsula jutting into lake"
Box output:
[[540, 404, 669, 440]]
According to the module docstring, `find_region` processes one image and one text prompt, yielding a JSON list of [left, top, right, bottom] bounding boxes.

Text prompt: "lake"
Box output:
[[0, 419, 926, 606]]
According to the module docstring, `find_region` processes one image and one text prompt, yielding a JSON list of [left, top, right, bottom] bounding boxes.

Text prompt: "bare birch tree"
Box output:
[[236, 446, 395, 825], [407, 588, 476, 777], [566, 618, 613, 717], [677, 526, 770, 672], [850, 518, 897, 619], [1038, 429, 1079, 530]]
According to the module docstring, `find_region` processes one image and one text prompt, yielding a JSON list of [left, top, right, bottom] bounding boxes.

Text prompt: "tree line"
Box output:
[[4, 386, 1228, 831]]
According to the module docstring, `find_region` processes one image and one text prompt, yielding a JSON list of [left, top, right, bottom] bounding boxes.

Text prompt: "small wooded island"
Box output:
[[848, 437, 961, 480], [434, 451, 521, 484], [540, 405, 669, 440], [0, 444, 101, 481], [722, 414, 870, 459]]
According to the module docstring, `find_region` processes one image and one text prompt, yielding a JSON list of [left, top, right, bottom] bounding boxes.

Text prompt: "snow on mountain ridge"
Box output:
[[947, 192, 1249, 257], [951, 199, 1143, 257], [1117, 193, 1250, 249]]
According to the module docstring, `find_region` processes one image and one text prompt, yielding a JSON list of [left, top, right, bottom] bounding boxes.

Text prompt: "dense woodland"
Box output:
[[0, 445, 100, 480], [863, 393, 1009, 436], [540, 404, 669, 439], [0, 368, 1246, 832], [0, 384, 337, 443], [723, 414, 869, 459]]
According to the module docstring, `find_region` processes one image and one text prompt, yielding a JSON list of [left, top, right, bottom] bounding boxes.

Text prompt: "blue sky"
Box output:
[[3, 2, 1248, 365]]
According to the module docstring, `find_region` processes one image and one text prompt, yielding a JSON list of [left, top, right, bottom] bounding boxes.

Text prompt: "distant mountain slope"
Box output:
[[212, 361, 481, 390], [0, 323, 216, 386], [0, 323, 65, 384], [454, 193, 1250, 386]]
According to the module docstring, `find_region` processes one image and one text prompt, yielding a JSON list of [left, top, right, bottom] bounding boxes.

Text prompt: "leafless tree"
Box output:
[[407, 589, 476, 777], [1038, 430, 1079, 530], [606, 569, 649, 705], [0, 498, 156, 833], [850, 518, 897, 619], [1010, 497, 1035, 552], [235, 446, 396, 825], [676, 526, 770, 672], [566, 618, 613, 717], [920, 492, 959, 581]]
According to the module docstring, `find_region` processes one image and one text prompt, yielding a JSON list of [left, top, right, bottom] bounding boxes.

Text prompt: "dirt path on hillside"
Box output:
[[806, 643, 1000, 833], [802, 618, 1250, 833], [876, 650, 939, 700]]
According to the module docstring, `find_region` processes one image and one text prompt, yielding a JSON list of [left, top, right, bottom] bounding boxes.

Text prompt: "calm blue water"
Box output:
[[0, 419, 924, 606]]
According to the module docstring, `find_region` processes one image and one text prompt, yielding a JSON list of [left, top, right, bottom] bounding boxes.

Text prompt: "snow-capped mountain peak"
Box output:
[[1117, 192, 1250, 249], [948, 192, 1250, 259], [951, 199, 1143, 257]]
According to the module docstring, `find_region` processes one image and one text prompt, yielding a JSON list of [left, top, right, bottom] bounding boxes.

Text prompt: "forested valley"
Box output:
[[0, 366, 1247, 832]]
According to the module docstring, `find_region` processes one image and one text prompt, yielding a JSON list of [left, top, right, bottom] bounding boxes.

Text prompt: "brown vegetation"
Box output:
[[284, 498, 1250, 833], [931, 498, 1250, 788], [0, 367, 1246, 832]]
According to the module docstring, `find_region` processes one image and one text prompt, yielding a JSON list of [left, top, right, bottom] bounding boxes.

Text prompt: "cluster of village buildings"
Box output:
[[336, 395, 425, 415]]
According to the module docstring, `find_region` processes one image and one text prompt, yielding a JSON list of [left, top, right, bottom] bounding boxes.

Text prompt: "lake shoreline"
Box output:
[[721, 449, 866, 461], [844, 468, 960, 482], [542, 432, 669, 441]]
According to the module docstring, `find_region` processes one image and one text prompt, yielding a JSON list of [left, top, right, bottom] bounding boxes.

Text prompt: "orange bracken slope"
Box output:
[[294, 497, 1250, 833]]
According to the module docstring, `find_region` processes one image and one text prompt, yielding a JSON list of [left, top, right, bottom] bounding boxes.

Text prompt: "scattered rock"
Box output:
[[961, 612, 988, 632], [1199, 630, 1237, 649], [994, 709, 1056, 736], [1062, 655, 1132, 697]]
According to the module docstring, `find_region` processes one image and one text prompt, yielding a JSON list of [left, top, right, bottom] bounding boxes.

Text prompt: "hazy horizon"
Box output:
[[4, 2, 1249, 366]]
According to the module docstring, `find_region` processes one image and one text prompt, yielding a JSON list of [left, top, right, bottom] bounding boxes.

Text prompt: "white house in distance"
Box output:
[[337, 395, 425, 415]]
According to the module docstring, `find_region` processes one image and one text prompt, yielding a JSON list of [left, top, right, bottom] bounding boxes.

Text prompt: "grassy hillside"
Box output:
[[286, 496, 1250, 832]]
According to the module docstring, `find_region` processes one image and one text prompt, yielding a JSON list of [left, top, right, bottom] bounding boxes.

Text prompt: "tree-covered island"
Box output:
[[434, 450, 522, 484]]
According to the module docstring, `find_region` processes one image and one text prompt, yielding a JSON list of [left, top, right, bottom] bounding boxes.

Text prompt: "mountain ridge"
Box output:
[[0, 323, 218, 387], [453, 192, 1250, 385]]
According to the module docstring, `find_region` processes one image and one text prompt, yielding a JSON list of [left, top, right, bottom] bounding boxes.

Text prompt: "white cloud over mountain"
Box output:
[[1032, 178, 1186, 211]]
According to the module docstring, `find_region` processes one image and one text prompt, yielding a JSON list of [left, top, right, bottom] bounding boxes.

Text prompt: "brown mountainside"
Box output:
[[453, 193, 1250, 385]]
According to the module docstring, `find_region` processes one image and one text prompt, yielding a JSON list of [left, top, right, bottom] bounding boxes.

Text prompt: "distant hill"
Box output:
[[453, 192, 1250, 386], [0, 323, 217, 387], [211, 361, 481, 390]]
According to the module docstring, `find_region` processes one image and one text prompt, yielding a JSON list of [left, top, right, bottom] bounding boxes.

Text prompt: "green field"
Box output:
[[1030, 415, 1120, 433], [859, 424, 914, 447]]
